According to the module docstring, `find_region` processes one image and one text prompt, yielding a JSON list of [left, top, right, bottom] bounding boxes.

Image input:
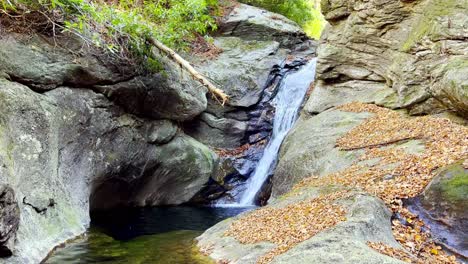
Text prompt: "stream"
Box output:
[[239, 58, 318, 205]]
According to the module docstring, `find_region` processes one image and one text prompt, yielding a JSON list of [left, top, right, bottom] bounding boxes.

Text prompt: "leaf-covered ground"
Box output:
[[225, 191, 349, 264], [224, 102, 467, 264]]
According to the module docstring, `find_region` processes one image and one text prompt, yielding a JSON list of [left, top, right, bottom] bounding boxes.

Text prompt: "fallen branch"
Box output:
[[337, 136, 422, 151], [148, 37, 229, 105]]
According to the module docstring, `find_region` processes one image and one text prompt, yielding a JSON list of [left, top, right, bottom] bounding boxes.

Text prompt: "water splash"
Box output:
[[239, 59, 318, 205]]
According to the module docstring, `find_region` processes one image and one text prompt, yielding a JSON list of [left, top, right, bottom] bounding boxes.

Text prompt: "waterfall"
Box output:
[[239, 59, 318, 206]]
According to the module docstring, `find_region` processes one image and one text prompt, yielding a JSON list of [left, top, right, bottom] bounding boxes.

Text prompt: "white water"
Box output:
[[239, 59, 318, 205]]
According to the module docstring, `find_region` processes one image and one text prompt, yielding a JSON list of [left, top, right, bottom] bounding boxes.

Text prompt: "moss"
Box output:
[[401, 0, 457, 52], [440, 164, 468, 202], [445, 58, 468, 71], [188, 137, 216, 168], [106, 152, 118, 162]]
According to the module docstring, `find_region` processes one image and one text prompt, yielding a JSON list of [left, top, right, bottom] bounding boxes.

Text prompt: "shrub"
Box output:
[[0, 0, 219, 69], [238, 0, 325, 39]]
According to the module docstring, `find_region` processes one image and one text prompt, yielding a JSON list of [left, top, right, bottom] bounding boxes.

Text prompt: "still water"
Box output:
[[45, 206, 251, 264]]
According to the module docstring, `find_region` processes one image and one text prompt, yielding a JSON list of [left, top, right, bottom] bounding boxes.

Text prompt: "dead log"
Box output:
[[149, 37, 229, 105]]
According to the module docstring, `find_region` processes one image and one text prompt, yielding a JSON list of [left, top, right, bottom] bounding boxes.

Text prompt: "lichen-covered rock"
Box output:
[[310, 0, 468, 116], [0, 78, 216, 263]]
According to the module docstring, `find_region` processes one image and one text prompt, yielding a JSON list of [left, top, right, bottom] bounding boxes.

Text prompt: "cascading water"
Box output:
[[239, 58, 318, 206]]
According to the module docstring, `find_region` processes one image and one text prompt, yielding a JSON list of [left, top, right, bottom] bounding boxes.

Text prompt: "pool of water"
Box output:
[[45, 206, 252, 264]]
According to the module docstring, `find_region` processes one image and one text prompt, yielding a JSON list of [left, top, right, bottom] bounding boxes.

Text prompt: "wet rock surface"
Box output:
[[184, 3, 317, 205], [189, 59, 313, 205], [273, 109, 371, 197], [407, 162, 468, 260]]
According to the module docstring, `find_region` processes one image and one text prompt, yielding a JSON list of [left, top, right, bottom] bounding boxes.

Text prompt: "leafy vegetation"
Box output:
[[238, 0, 325, 39], [0, 0, 219, 69]]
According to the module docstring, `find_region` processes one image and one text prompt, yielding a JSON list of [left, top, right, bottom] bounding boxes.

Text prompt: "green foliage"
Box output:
[[240, 0, 312, 24], [0, 0, 219, 69], [238, 0, 325, 39]]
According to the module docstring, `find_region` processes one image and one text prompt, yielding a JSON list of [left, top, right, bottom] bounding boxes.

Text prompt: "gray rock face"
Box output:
[[183, 4, 317, 204], [219, 3, 309, 49], [91, 134, 218, 210], [0, 32, 207, 122], [94, 54, 208, 121], [310, 0, 468, 116], [184, 112, 248, 149], [0, 33, 130, 91], [0, 185, 19, 258], [195, 37, 285, 109], [145, 120, 178, 145], [0, 80, 90, 264], [186, 4, 317, 149], [0, 77, 216, 263], [186, 37, 290, 149], [304, 81, 397, 114], [0, 28, 215, 263], [273, 109, 372, 197]]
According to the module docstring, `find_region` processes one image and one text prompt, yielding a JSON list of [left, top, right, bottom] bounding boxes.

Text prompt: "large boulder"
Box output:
[[273, 109, 372, 196], [94, 53, 208, 121], [270, 194, 403, 264], [309, 0, 468, 116], [197, 190, 404, 264], [0, 33, 129, 91], [0, 32, 207, 121], [0, 78, 217, 263], [219, 3, 309, 48]]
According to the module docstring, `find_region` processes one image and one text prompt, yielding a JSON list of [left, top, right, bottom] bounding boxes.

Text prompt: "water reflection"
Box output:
[[45, 206, 252, 264]]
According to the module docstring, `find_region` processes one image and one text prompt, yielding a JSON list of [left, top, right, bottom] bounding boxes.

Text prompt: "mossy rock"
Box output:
[[427, 163, 468, 204], [420, 162, 468, 219]]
